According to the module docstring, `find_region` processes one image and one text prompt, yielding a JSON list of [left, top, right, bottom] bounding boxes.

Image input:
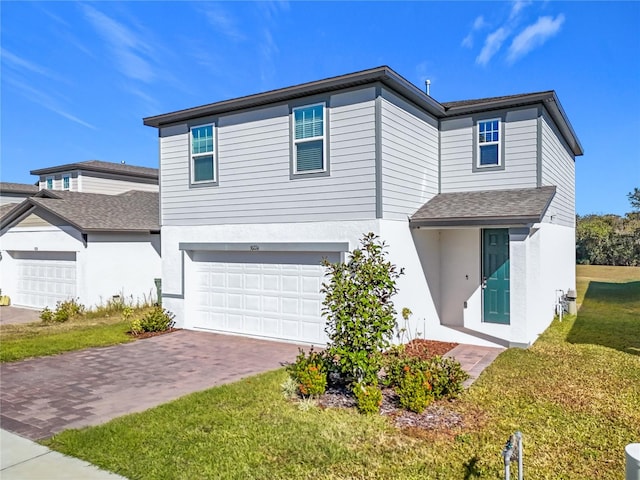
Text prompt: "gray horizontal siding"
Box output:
[[541, 109, 575, 227], [440, 108, 538, 192], [160, 89, 377, 226], [380, 88, 439, 219], [79, 172, 158, 195]]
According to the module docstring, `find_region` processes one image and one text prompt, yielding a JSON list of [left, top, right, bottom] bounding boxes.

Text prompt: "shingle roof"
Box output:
[[410, 186, 556, 227], [30, 160, 158, 180], [441, 91, 555, 109], [0, 182, 39, 194], [1, 190, 159, 233]]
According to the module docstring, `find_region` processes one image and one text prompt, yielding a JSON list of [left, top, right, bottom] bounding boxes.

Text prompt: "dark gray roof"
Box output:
[[0, 203, 19, 218], [410, 186, 556, 227], [1, 190, 159, 233], [0, 182, 39, 195], [144, 66, 446, 127], [30, 160, 158, 180], [143, 65, 582, 156], [441, 91, 555, 109]]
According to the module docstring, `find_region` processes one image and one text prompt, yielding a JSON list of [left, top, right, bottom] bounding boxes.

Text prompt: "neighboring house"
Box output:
[[0, 182, 38, 206], [143, 66, 582, 348], [31, 160, 158, 194], [0, 190, 161, 310]]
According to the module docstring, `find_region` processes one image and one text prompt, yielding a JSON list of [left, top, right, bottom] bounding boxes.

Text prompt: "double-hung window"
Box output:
[[46, 177, 54, 189], [190, 124, 215, 184], [293, 103, 326, 174], [477, 119, 501, 167], [62, 174, 71, 190]]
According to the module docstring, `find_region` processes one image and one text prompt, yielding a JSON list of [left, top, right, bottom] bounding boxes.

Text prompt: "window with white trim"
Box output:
[[62, 174, 71, 190], [477, 119, 501, 167], [46, 177, 54, 189], [293, 103, 325, 174], [190, 124, 215, 183]]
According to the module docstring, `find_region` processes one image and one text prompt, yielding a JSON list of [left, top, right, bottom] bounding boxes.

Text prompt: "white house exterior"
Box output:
[[0, 190, 161, 310], [144, 66, 583, 348]]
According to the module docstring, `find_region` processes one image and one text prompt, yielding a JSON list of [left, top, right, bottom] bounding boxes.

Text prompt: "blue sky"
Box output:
[[1, 1, 639, 215]]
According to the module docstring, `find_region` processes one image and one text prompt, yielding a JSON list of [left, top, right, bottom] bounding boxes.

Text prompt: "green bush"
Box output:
[[40, 299, 85, 323], [286, 347, 327, 398], [321, 232, 403, 387], [353, 381, 382, 414], [385, 355, 469, 412], [396, 364, 434, 413], [428, 355, 469, 399], [130, 307, 175, 335]]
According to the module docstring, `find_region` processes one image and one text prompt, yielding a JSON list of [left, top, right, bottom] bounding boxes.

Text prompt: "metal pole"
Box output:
[[516, 431, 523, 480]]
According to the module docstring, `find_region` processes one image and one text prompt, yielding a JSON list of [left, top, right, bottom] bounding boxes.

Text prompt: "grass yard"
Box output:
[[44, 265, 640, 479], [0, 312, 136, 363]]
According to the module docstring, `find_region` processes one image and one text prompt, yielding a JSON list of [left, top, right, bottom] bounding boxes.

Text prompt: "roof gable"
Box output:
[[1, 190, 159, 233]]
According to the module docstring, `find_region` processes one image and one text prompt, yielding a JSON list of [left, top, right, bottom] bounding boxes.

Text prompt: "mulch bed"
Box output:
[[128, 328, 181, 340], [315, 339, 481, 437]]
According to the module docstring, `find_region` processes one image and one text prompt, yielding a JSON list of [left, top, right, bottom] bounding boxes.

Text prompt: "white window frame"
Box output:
[[62, 174, 71, 190], [292, 103, 326, 175], [45, 176, 54, 189], [477, 118, 501, 168], [190, 123, 216, 185]]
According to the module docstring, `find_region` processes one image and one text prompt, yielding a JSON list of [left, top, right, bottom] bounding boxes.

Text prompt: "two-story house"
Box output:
[[0, 160, 161, 310], [143, 66, 582, 348], [31, 160, 159, 194]]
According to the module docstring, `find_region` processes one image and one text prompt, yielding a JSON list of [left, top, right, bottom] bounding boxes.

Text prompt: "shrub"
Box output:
[[321, 232, 404, 387], [396, 364, 434, 413], [428, 355, 469, 399], [40, 299, 85, 323], [130, 307, 175, 335], [354, 381, 383, 414], [286, 347, 327, 397]]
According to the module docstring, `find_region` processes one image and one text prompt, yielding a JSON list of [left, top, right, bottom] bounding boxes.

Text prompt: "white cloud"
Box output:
[[461, 15, 487, 48], [509, 0, 532, 21], [81, 4, 156, 83], [202, 5, 246, 41], [507, 14, 565, 63], [5, 76, 96, 129], [0, 48, 66, 83], [476, 27, 509, 66], [473, 15, 487, 30]]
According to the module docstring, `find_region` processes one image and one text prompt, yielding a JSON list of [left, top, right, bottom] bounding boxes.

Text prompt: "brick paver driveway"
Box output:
[[0, 331, 301, 440]]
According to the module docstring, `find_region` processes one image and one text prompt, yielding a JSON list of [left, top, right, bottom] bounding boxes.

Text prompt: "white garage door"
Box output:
[[13, 251, 77, 309], [189, 251, 340, 344]]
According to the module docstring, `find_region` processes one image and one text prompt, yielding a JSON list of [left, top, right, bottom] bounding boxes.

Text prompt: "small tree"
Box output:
[[321, 232, 403, 386]]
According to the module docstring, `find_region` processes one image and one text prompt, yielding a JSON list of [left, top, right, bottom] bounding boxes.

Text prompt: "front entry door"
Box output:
[[482, 229, 510, 324]]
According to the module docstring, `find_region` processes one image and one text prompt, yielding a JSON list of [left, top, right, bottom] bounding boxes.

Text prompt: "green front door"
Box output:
[[482, 229, 510, 324]]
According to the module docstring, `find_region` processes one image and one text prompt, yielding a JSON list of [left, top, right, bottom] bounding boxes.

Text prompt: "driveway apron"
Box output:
[[0, 330, 301, 440]]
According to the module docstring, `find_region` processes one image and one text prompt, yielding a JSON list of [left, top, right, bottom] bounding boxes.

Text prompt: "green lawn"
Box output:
[[44, 266, 640, 479], [0, 313, 135, 363]]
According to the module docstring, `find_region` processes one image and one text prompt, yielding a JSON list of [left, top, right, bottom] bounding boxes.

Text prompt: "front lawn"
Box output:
[[45, 266, 640, 479], [0, 312, 135, 362]]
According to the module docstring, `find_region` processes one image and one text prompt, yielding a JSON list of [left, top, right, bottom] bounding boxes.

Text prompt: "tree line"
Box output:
[[576, 188, 640, 266]]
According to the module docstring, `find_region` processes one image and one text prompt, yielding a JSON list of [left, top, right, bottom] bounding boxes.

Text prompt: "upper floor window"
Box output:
[[190, 124, 215, 184], [46, 177, 54, 189], [293, 103, 326, 174], [62, 174, 70, 190], [478, 119, 501, 167]]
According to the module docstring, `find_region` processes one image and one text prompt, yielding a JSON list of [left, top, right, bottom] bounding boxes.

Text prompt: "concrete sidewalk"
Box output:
[[0, 429, 126, 479], [0, 306, 41, 325]]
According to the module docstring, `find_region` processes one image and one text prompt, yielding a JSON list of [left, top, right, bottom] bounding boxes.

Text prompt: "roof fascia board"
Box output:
[[31, 163, 157, 180], [541, 95, 584, 156], [144, 66, 445, 128], [0, 202, 36, 230], [409, 215, 541, 228]]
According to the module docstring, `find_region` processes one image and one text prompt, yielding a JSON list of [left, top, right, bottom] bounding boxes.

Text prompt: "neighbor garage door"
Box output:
[[189, 250, 340, 344], [13, 251, 77, 309]]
